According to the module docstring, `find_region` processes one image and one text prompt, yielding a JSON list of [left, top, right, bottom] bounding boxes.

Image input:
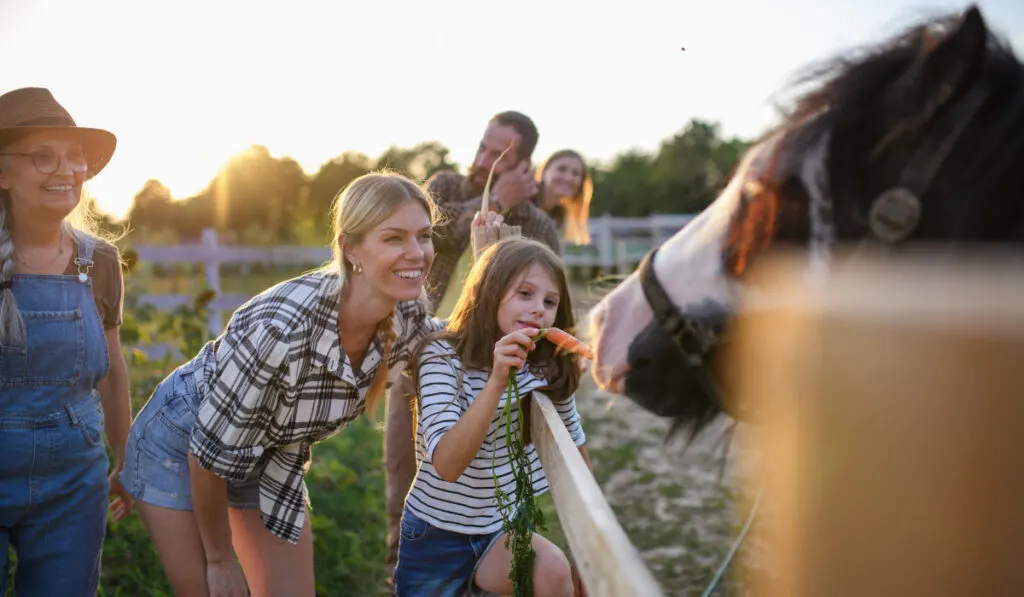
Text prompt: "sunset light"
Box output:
[[3, 0, 1021, 221], [4, 1, 1024, 596]]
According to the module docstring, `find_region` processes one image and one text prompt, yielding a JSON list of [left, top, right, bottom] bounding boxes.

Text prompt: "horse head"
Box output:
[[589, 5, 1024, 437]]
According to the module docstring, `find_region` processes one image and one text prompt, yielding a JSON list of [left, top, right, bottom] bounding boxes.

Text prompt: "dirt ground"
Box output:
[[567, 283, 768, 597]]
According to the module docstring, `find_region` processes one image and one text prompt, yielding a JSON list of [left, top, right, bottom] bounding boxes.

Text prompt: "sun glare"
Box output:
[[6, 0, 1020, 223]]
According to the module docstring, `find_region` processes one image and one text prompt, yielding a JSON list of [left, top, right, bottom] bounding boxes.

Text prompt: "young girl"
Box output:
[[395, 236, 589, 597]]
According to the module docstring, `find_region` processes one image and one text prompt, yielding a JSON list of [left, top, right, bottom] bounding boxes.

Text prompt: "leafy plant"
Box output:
[[493, 370, 545, 597]]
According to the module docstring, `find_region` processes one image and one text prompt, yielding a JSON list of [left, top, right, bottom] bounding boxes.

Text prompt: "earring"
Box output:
[[351, 261, 363, 274]]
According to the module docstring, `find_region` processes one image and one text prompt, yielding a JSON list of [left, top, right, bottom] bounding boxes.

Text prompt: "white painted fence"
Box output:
[[133, 213, 695, 336]]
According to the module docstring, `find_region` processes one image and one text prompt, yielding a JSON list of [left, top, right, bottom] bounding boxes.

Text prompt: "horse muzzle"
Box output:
[[624, 247, 736, 428], [623, 309, 730, 423]]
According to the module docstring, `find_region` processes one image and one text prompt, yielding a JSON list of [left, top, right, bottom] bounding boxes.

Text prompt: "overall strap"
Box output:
[[72, 232, 97, 283]]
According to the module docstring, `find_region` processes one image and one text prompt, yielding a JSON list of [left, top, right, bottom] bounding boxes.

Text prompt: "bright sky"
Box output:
[[3, 0, 1022, 219]]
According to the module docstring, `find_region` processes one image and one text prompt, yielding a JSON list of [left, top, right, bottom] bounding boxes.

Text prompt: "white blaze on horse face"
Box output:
[[589, 143, 776, 393], [799, 130, 835, 284]]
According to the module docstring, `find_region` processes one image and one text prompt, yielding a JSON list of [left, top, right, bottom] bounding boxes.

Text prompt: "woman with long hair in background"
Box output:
[[533, 149, 594, 246]]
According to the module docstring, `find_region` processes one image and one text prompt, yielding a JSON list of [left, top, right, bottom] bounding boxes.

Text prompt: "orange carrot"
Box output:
[[537, 327, 594, 360]]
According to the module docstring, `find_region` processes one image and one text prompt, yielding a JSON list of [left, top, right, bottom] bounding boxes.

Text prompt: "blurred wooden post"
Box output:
[[727, 250, 1024, 597]]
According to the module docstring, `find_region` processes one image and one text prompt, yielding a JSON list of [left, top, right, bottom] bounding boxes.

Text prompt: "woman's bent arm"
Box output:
[[188, 452, 235, 563]]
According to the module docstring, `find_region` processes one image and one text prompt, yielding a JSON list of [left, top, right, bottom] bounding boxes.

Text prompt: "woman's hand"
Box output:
[[206, 559, 249, 597], [473, 209, 504, 230], [471, 210, 506, 259], [108, 461, 133, 522], [490, 329, 536, 387]]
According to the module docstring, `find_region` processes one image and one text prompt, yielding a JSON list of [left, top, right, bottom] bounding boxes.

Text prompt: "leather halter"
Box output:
[[637, 246, 729, 414], [868, 86, 990, 243]]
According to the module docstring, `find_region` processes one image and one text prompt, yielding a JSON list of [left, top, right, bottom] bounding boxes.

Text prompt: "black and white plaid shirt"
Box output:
[[186, 269, 438, 543]]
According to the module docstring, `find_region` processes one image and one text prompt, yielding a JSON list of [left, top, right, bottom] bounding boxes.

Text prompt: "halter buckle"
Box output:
[[869, 187, 922, 243]]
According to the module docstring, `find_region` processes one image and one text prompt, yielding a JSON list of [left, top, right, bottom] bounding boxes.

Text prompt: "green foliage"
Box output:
[[306, 414, 389, 595], [373, 141, 458, 183], [591, 119, 752, 217], [123, 141, 460, 245], [493, 371, 546, 597], [117, 119, 753, 244]]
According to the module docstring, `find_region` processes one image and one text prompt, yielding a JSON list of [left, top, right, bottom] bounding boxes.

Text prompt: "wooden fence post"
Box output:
[[596, 213, 614, 273], [201, 228, 223, 337], [730, 250, 1024, 597], [615, 239, 631, 275]]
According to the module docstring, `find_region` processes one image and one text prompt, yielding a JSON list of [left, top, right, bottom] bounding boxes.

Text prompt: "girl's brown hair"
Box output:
[[412, 236, 581, 402], [535, 149, 594, 246]]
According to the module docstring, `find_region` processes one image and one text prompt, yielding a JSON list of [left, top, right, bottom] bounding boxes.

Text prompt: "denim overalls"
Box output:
[[0, 235, 111, 596]]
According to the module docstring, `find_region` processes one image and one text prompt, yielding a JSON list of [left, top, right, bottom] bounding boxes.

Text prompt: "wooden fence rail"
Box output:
[[133, 213, 695, 336], [531, 392, 665, 596]]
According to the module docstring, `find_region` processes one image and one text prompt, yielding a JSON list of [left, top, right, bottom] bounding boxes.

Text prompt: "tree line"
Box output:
[[109, 119, 753, 245]]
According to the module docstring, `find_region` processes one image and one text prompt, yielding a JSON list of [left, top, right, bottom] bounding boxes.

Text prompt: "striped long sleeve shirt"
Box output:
[[404, 338, 586, 535]]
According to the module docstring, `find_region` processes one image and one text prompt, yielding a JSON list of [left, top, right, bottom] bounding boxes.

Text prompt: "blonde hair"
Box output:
[[327, 170, 441, 415], [0, 144, 124, 346], [535, 149, 594, 245]]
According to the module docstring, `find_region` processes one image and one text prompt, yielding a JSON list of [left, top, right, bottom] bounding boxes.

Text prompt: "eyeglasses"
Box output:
[[0, 150, 89, 175]]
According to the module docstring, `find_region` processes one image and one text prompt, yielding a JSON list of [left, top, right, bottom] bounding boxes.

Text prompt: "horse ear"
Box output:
[[888, 6, 988, 117]]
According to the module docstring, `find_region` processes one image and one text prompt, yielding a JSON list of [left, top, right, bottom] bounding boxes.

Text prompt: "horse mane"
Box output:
[[721, 9, 1024, 278], [777, 13, 1017, 141]]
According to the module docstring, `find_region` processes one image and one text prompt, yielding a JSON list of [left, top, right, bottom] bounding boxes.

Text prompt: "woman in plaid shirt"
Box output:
[[120, 172, 441, 596]]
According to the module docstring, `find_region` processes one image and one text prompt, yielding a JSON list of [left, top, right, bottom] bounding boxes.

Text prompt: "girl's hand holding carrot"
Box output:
[[490, 329, 537, 387]]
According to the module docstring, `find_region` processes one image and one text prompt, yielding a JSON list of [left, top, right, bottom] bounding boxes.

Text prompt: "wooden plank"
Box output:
[[131, 216, 695, 271], [729, 249, 1024, 597], [135, 243, 643, 270], [131, 216, 696, 336], [530, 392, 664, 597], [134, 245, 332, 265]]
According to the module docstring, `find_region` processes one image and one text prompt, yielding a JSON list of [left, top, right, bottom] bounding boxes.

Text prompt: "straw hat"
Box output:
[[0, 87, 116, 179]]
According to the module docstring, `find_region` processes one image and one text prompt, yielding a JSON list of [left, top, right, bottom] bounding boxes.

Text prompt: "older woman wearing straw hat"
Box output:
[[0, 87, 132, 596]]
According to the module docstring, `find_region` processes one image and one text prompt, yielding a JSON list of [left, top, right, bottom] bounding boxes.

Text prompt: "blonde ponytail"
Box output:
[[364, 311, 397, 417]]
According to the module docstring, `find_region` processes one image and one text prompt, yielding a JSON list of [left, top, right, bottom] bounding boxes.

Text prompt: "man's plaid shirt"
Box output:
[[186, 269, 438, 543], [425, 171, 562, 311]]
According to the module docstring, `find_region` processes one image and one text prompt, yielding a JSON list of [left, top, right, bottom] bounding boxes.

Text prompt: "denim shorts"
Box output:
[[394, 510, 509, 597], [119, 363, 260, 510]]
